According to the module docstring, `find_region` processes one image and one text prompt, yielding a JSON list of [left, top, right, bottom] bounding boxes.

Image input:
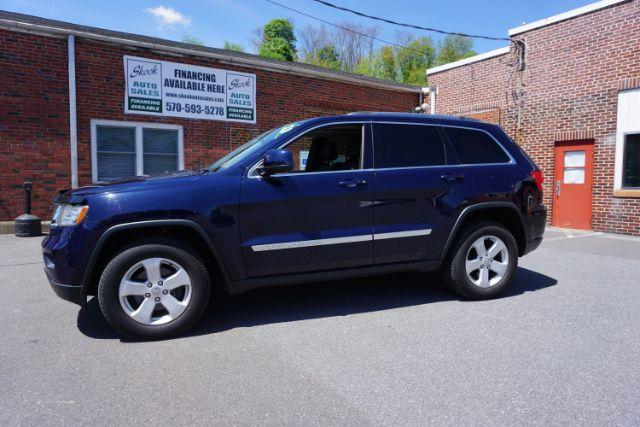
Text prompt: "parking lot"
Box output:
[[1, 227, 639, 425]]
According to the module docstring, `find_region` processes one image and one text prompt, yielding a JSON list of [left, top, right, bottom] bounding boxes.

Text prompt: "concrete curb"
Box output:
[[0, 221, 50, 235]]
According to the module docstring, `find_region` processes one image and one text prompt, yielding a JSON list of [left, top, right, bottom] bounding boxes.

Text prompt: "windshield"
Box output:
[[207, 122, 302, 172]]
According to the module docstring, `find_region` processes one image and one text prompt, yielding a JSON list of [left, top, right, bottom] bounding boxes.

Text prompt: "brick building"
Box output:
[[427, 0, 640, 235], [0, 11, 421, 222]]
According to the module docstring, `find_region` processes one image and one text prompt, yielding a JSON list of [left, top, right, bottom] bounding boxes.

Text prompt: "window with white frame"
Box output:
[[615, 89, 640, 190], [622, 133, 640, 188], [91, 120, 183, 182]]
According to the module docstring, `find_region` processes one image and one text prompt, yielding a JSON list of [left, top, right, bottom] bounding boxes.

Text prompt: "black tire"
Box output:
[[441, 221, 518, 300], [98, 242, 211, 339]]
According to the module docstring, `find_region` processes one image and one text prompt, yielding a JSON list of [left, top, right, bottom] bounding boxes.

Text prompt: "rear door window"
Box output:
[[373, 124, 446, 168], [444, 127, 510, 164]]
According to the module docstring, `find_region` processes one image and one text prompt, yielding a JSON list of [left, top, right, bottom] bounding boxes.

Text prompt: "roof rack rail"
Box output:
[[345, 111, 481, 121]]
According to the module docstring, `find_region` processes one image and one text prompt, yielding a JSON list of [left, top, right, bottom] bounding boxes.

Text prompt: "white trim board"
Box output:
[[67, 34, 78, 189], [426, 47, 510, 75], [508, 0, 629, 36]]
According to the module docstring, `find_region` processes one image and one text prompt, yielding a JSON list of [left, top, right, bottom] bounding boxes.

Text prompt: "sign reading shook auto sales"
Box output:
[[124, 55, 256, 123]]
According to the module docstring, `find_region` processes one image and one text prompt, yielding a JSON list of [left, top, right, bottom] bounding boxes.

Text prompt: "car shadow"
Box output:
[[76, 267, 557, 341]]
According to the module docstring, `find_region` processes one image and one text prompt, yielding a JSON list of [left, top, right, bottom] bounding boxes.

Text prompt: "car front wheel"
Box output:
[[442, 221, 518, 299], [98, 243, 210, 339]]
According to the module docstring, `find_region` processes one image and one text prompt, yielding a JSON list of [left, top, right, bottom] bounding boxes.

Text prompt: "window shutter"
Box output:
[[143, 128, 179, 175], [96, 126, 136, 181]]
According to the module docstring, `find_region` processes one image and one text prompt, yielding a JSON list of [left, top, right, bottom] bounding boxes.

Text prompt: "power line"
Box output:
[[264, 0, 435, 57], [309, 0, 511, 42]]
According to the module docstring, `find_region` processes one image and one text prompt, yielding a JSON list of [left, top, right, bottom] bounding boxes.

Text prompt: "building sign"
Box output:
[[299, 150, 309, 170], [124, 55, 256, 123]]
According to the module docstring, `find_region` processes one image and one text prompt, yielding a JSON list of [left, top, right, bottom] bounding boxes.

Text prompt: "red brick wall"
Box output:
[[0, 31, 70, 220], [465, 108, 502, 125], [0, 30, 417, 221], [429, 52, 514, 130], [429, 0, 640, 235]]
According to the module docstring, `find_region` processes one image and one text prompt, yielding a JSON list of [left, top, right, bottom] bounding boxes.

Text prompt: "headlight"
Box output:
[[52, 204, 89, 226]]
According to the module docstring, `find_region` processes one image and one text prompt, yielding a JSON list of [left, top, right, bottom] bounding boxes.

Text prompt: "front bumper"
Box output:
[[44, 267, 85, 305], [42, 224, 96, 306]]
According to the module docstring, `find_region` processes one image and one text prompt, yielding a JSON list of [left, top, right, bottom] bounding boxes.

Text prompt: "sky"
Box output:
[[0, 0, 598, 55]]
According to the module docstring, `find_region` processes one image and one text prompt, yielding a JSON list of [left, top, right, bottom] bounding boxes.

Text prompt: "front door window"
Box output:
[[282, 124, 363, 173]]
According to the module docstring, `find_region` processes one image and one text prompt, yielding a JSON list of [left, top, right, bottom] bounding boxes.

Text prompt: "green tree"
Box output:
[[378, 45, 398, 81], [259, 37, 296, 61], [395, 36, 435, 86], [263, 18, 296, 46], [353, 34, 434, 84], [258, 18, 296, 61], [181, 35, 204, 46], [354, 54, 378, 78], [223, 41, 245, 52], [353, 46, 398, 81], [436, 35, 476, 65], [314, 44, 340, 70]]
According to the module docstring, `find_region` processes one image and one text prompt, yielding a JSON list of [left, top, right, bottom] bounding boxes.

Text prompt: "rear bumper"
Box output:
[[523, 235, 543, 255], [44, 268, 85, 305], [522, 205, 547, 256]]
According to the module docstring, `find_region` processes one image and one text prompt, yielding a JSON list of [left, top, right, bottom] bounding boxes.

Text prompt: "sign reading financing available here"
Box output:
[[124, 55, 256, 123]]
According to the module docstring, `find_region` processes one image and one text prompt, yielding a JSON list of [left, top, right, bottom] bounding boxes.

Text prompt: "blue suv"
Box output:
[[43, 113, 546, 339]]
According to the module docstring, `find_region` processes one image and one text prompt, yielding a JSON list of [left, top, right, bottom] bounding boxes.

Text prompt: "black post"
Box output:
[[14, 181, 42, 237], [24, 182, 32, 215]]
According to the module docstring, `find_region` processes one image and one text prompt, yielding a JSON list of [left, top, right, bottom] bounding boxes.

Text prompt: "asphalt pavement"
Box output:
[[1, 227, 639, 425]]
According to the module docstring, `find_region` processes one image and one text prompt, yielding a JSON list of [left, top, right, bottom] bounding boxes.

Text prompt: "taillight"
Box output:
[[530, 170, 544, 191]]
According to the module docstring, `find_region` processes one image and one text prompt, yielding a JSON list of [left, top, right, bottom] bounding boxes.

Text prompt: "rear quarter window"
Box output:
[[444, 127, 510, 164]]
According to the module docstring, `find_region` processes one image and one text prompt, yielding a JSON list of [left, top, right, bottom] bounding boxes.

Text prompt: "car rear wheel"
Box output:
[[98, 243, 210, 339], [442, 221, 518, 299]]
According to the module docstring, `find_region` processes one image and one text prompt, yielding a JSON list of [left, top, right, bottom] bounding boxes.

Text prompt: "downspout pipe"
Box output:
[[68, 34, 78, 189], [429, 86, 436, 115], [421, 86, 437, 114]]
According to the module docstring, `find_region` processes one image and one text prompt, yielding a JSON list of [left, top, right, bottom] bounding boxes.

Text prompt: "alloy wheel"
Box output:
[[118, 258, 192, 325], [465, 235, 510, 288]]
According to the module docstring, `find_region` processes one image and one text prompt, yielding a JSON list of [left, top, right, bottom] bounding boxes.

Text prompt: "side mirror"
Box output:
[[258, 149, 294, 177]]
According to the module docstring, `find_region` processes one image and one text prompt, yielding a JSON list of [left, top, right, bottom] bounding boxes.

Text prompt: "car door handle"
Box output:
[[339, 179, 367, 188], [441, 173, 465, 182]]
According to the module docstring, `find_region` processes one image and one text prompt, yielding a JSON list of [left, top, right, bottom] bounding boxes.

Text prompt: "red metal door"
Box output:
[[552, 141, 594, 230]]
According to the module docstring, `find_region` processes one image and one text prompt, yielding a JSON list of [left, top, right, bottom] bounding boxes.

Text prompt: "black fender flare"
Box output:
[[440, 201, 526, 259], [81, 219, 230, 294]]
